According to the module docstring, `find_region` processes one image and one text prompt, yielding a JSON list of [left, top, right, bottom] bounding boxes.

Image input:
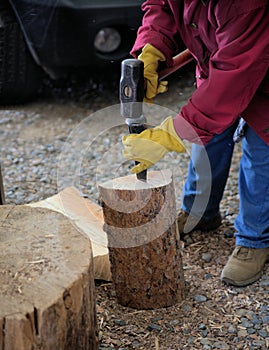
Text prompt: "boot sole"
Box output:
[[221, 270, 263, 287]]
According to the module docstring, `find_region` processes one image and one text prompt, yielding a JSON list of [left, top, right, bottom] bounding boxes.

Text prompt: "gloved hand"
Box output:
[[138, 43, 168, 102], [122, 117, 186, 174]]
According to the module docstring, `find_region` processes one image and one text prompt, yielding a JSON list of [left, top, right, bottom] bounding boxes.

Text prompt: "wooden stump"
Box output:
[[0, 205, 98, 350], [29, 186, 112, 281], [99, 170, 186, 309]]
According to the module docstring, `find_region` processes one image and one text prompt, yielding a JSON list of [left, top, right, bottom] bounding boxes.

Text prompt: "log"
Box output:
[[99, 170, 186, 309], [29, 186, 111, 281], [0, 205, 98, 350]]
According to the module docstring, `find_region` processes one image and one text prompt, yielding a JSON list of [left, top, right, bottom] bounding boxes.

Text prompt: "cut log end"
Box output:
[[99, 169, 173, 190], [0, 205, 98, 350]]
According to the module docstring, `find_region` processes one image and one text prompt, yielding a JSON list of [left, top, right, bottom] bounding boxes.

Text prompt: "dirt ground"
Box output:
[[0, 68, 268, 350]]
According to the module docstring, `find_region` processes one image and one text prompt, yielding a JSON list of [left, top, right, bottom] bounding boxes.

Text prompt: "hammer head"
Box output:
[[119, 59, 145, 122]]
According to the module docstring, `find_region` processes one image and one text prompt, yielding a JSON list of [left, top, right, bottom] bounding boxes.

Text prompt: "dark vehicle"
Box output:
[[0, 0, 144, 104]]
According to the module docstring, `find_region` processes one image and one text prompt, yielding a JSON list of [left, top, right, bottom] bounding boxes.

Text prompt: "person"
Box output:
[[122, 0, 269, 287]]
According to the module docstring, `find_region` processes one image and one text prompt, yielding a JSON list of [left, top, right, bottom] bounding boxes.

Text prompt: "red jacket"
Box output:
[[131, 0, 269, 145]]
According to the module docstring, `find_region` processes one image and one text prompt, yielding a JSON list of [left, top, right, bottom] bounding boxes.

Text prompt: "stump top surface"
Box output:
[[0, 205, 93, 317], [99, 170, 172, 190]]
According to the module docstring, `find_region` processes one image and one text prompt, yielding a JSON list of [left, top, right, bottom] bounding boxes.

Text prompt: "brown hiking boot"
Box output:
[[221, 246, 269, 287], [177, 210, 222, 236]]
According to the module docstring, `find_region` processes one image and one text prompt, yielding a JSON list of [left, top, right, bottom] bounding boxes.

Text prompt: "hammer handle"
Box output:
[[159, 49, 193, 80]]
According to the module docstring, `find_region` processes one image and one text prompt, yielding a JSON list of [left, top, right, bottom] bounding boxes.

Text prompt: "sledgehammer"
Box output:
[[119, 49, 193, 181]]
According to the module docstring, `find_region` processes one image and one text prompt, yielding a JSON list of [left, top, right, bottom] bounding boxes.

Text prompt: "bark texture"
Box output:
[[99, 170, 185, 309], [0, 205, 98, 350]]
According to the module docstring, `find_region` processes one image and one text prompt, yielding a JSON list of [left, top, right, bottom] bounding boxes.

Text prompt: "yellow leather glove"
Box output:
[[122, 117, 186, 174], [138, 43, 168, 102]]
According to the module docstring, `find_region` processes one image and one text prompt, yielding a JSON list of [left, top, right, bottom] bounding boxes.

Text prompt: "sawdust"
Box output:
[[96, 225, 269, 349]]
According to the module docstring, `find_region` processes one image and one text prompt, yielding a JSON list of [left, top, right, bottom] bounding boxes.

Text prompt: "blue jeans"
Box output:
[[182, 124, 269, 248]]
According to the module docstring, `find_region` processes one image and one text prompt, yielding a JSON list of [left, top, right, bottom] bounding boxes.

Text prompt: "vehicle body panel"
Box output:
[[9, 0, 144, 78]]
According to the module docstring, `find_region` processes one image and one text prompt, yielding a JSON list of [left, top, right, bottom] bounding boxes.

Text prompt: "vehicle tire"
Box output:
[[0, 3, 44, 104]]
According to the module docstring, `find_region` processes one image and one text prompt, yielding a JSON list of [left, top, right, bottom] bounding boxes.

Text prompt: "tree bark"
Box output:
[[0, 205, 98, 350], [99, 170, 186, 309]]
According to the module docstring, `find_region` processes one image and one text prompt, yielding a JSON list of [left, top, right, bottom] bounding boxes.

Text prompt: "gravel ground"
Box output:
[[0, 68, 268, 349]]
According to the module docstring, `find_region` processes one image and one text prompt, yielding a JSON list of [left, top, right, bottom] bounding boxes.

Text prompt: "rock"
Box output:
[[247, 328, 256, 335], [113, 319, 126, 326], [199, 323, 207, 330], [228, 324, 237, 334], [235, 308, 247, 317], [147, 323, 162, 332], [201, 253, 212, 262], [213, 341, 229, 349], [241, 317, 254, 328], [182, 305, 192, 312], [260, 278, 269, 287], [200, 338, 212, 346], [261, 316, 269, 324], [169, 319, 180, 326], [258, 329, 268, 338], [187, 336, 195, 343], [150, 316, 163, 322], [194, 294, 207, 302], [223, 228, 234, 238], [238, 329, 248, 337]]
